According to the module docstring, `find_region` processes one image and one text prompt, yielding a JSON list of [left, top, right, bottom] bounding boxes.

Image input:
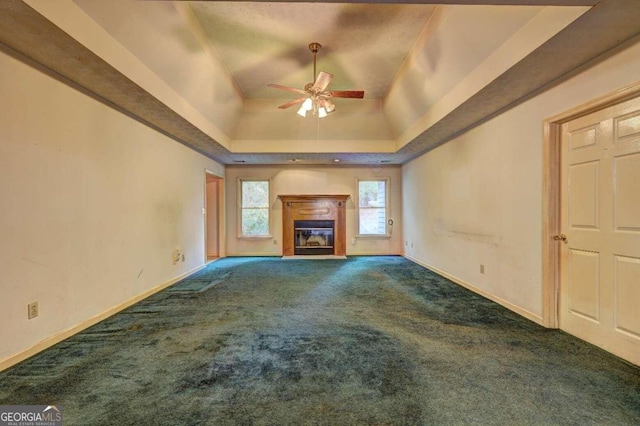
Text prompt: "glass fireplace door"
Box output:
[[294, 220, 335, 255]]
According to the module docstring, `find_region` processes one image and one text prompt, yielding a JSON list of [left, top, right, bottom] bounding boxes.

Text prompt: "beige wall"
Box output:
[[225, 165, 403, 256], [402, 37, 640, 324], [0, 50, 224, 367]]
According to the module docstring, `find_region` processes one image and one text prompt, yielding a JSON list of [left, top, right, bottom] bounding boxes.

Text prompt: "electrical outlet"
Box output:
[[273, 239, 277, 245], [28, 302, 38, 319], [480, 264, 485, 274]]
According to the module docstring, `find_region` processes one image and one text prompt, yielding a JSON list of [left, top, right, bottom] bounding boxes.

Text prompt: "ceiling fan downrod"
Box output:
[[309, 42, 321, 83]]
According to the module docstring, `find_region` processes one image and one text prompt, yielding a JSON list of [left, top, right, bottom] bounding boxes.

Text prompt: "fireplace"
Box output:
[[294, 220, 334, 255], [279, 195, 349, 257]]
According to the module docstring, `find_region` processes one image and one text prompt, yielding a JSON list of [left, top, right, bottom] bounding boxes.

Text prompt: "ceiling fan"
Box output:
[[268, 42, 365, 118]]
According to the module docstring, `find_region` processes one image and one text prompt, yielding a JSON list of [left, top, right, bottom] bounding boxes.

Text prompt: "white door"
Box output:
[[560, 96, 640, 365]]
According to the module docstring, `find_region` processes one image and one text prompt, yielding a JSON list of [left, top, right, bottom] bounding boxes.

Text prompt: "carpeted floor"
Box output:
[[1, 256, 638, 425]]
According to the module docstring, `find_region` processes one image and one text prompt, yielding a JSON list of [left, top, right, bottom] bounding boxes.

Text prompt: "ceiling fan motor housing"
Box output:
[[309, 42, 321, 54]]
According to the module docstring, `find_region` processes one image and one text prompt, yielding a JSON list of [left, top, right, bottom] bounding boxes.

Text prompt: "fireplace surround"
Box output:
[[278, 194, 350, 257]]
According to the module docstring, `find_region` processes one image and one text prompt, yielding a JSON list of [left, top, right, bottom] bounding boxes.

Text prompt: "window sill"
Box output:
[[356, 234, 392, 240], [238, 235, 273, 240]]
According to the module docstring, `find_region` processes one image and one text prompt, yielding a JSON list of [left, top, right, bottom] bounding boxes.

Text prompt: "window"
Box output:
[[239, 179, 270, 237], [357, 178, 389, 236]]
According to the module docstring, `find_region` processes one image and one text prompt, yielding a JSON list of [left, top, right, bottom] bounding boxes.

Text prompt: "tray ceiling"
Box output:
[[2, 0, 640, 165], [187, 2, 437, 100]]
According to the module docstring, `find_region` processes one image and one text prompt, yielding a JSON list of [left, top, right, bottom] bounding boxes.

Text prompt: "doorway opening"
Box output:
[[205, 171, 224, 262]]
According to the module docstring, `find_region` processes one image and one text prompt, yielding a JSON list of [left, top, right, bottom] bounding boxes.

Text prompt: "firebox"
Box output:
[[294, 220, 334, 255]]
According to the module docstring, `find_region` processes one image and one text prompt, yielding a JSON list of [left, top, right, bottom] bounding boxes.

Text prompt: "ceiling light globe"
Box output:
[[303, 98, 313, 111]]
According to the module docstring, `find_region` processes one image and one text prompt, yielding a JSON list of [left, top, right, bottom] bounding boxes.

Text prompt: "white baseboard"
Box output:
[[403, 254, 544, 326], [0, 263, 208, 372]]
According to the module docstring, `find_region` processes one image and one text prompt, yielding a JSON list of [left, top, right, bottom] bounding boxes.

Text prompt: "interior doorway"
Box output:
[[205, 171, 223, 262]]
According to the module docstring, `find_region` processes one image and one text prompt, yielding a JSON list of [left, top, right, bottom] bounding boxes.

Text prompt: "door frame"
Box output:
[[541, 80, 640, 328], [204, 169, 225, 263]]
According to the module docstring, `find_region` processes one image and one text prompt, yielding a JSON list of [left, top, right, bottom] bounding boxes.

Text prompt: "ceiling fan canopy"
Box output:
[[268, 42, 365, 117]]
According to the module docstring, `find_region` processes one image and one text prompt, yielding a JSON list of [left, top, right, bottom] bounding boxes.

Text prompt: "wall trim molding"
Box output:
[[541, 79, 640, 328], [404, 254, 544, 326], [0, 263, 208, 372]]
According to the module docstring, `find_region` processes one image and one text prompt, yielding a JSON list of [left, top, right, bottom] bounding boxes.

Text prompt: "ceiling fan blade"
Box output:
[[278, 97, 307, 109], [268, 83, 307, 96], [312, 71, 333, 92], [328, 90, 365, 99]]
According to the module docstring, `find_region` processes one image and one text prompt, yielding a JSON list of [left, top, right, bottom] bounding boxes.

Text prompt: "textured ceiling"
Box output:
[[2, 0, 640, 166], [188, 2, 437, 99]]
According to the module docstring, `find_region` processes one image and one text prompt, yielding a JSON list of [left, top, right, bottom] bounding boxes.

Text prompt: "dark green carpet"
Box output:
[[1, 256, 638, 425]]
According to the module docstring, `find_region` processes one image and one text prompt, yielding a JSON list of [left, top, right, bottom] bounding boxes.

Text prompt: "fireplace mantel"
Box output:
[[278, 195, 350, 257]]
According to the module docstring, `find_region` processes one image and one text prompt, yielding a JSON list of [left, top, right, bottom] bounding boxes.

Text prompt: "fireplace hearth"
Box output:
[[278, 195, 350, 257]]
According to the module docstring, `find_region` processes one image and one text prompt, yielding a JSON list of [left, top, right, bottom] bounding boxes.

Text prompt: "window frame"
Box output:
[[237, 178, 272, 239], [356, 177, 391, 238]]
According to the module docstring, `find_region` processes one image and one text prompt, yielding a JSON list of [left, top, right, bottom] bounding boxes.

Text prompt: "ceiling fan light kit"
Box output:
[[268, 42, 364, 118]]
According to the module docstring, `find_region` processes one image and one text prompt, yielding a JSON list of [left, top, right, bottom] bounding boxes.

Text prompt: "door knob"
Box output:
[[553, 234, 567, 242]]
